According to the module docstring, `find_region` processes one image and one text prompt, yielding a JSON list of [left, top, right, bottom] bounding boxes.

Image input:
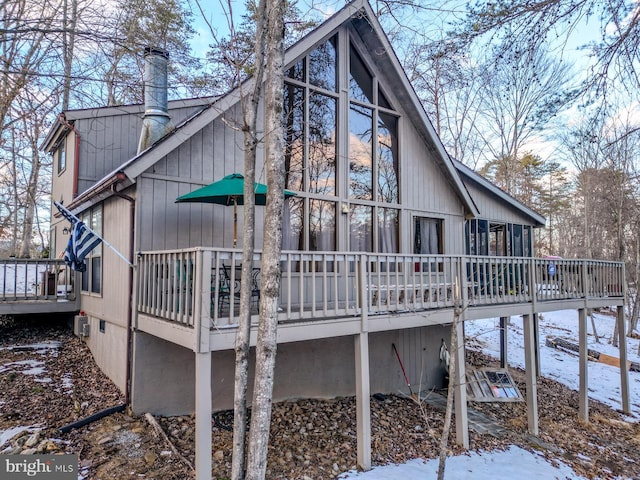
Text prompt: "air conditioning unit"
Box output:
[[73, 315, 89, 338]]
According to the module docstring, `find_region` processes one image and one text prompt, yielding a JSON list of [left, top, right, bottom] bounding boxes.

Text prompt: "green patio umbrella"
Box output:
[[175, 173, 296, 247]]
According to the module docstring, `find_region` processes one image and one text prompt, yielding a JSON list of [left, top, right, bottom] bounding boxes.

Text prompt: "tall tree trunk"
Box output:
[[232, 0, 267, 478], [436, 289, 461, 480], [10, 131, 18, 257], [245, 0, 286, 477], [18, 121, 42, 258], [62, 0, 78, 111]]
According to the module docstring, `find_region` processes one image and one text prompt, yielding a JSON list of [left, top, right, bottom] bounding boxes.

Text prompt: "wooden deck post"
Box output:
[[454, 264, 469, 448], [453, 319, 469, 447], [354, 332, 371, 470], [533, 313, 540, 376], [617, 305, 631, 414], [499, 316, 508, 368], [578, 308, 589, 422], [195, 351, 212, 480], [522, 313, 539, 435]]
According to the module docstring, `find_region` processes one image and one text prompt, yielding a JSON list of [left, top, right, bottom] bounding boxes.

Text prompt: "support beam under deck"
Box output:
[[499, 316, 508, 368], [454, 320, 469, 447], [355, 332, 372, 471], [617, 306, 631, 414], [195, 352, 212, 480], [523, 313, 539, 435], [579, 308, 589, 422]]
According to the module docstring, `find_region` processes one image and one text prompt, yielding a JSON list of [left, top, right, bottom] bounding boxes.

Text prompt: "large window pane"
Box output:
[[91, 257, 101, 293], [81, 270, 89, 291], [523, 226, 532, 257], [378, 87, 392, 109], [349, 46, 373, 103], [377, 112, 398, 203], [309, 37, 337, 91], [283, 197, 304, 250], [477, 220, 488, 255], [378, 208, 399, 253], [349, 104, 373, 200], [512, 224, 523, 256], [286, 58, 305, 82], [58, 142, 66, 173], [309, 93, 336, 195], [91, 207, 102, 257], [309, 200, 335, 251], [350, 205, 372, 252], [284, 83, 304, 191], [414, 217, 442, 255], [489, 223, 506, 256]]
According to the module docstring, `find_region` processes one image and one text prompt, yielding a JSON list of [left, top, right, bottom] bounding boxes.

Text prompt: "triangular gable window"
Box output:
[[378, 87, 392, 110], [349, 45, 373, 103], [287, 58, 305, 82], [309, 37, 337, 92]]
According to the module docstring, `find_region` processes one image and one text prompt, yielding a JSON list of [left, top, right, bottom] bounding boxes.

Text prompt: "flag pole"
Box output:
[[54, 201, 134, 268]]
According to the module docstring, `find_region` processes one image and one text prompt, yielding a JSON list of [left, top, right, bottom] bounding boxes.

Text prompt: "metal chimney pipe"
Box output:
[[137, 47, 173, 153]]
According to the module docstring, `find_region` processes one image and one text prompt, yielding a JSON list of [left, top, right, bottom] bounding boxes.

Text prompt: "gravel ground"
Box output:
[[1, 317, 639, 479]]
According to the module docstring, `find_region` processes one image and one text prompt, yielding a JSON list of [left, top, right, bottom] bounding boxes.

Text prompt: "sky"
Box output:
[[339, 309, 639, 479]]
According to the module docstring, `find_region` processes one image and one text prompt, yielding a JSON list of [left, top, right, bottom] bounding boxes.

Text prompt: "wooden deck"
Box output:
[[0, 258, 80, 315], [135, 248, 625, 352]]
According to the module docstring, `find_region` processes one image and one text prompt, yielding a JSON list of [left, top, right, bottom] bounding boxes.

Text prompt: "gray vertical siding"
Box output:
[[137, 104, 263, 251], [464, 179, 537, 225], [73, 103, 208, 193]]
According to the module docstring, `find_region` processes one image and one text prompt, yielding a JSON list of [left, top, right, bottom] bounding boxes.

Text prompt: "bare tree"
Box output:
[[245, 0, 286, 477], [228, 0, 268, 478], [437, 282, 462, 480], [400, 36, 486, 167], [61, 0, 78, 110], [453, 0, 640, 105], [17, 92, 56, 257], [88, 0, 201, 106], [476, 40, 573, 192]]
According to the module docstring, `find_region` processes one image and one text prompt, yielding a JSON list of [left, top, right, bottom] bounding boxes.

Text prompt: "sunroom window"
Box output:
[[309, 36, 337, 91]]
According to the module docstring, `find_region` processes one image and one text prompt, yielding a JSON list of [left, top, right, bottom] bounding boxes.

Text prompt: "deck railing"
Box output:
[[0, 258, 75, 302], [135, 249, 625, 329]]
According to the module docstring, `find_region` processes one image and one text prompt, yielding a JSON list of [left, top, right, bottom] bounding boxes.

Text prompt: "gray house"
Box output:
[[44, 1, 628, 478]]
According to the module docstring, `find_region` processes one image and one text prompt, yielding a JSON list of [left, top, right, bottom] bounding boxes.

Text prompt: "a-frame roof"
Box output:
[[67, 0, 478, 218]]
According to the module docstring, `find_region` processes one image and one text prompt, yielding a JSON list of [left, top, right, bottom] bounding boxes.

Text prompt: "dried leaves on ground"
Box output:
[[1, 318, 639, 479]]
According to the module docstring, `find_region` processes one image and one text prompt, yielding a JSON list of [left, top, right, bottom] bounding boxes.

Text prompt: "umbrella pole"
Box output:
[[233, 197, 237, 248]]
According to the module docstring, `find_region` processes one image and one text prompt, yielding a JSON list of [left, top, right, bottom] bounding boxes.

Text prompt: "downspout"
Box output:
[[111, 184, 136, 406], [59, 113, 80, 198]]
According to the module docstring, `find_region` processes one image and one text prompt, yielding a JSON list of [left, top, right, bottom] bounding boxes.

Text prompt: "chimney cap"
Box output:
[[144, 46, 169, 59]]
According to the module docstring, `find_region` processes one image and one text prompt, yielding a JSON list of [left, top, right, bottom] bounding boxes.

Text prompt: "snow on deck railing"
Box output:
[[134, 249, 625, 329], [0, 258, 75, 302]]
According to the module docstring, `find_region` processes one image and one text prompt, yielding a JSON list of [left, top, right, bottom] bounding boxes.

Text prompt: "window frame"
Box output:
[[80, 205, 103, 295], [56, 139, 66, 175], [347, 37, 401, 253]]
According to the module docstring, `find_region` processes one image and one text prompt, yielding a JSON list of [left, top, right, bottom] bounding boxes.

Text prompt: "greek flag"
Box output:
[[55, 202, 102, 272], [64, 222, 101, 272]]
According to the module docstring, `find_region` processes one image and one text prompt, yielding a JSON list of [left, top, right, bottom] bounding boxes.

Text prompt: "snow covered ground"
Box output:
[[340, 309, 640, 479]]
